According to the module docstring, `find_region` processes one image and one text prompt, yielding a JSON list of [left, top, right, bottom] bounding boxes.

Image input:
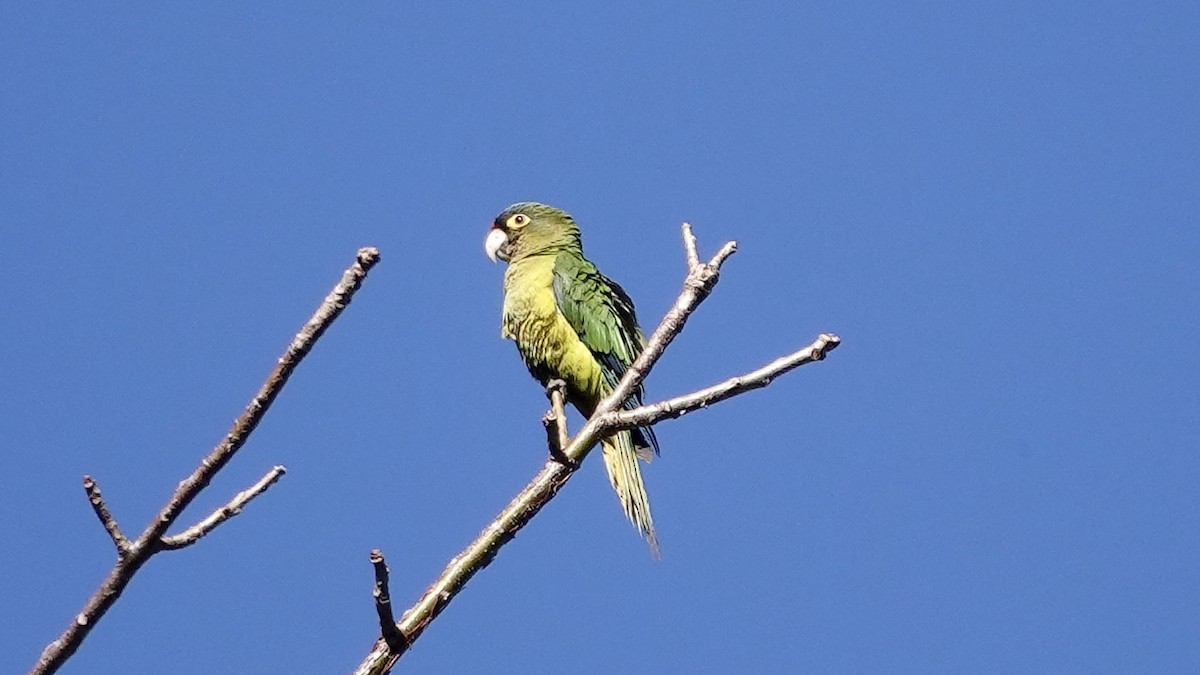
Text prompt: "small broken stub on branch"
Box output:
[[370, 549, 406, 651]]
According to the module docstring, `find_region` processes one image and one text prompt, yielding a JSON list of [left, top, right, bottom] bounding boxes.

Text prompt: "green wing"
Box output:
[[552, 251, 660, 456]]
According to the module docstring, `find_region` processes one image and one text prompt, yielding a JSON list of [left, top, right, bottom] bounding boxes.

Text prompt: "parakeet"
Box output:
[[485, 202, 661, 554]]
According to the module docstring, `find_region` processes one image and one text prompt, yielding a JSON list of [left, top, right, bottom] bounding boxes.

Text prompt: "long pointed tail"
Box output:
[[600, 430, 660, 556]]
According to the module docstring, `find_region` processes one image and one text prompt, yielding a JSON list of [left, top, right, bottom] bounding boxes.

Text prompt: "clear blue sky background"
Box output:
[[3, 3, 1196, 673]]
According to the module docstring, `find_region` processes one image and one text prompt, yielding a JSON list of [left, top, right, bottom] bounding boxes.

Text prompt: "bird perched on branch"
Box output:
[[485, 202, 661, 555]]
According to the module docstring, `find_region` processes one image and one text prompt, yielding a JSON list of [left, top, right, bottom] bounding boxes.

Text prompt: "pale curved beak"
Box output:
[[484, 228, 509, 263]]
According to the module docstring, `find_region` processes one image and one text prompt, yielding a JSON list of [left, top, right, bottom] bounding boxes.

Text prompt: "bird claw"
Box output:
[[543, 379, 567, 399], [549, 446, 579, 469]]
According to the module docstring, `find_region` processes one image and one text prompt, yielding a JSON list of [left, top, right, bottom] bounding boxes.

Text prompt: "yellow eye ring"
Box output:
[[507, 213, 529, 229]]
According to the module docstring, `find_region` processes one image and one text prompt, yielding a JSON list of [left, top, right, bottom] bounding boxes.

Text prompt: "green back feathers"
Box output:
[[551, 253, 641, 369], [553, 253, 661, 457]]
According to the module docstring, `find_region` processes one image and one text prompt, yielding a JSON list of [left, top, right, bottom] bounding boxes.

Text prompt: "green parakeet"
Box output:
[[485, 202, 661, 554]]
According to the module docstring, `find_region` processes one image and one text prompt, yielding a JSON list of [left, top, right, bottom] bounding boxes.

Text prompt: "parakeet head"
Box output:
[[485, 202, 581, 263]]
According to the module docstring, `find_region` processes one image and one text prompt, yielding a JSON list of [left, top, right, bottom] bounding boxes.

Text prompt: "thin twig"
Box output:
[[159, 466, 288, 550], [606, 333, 842, 430], [352, 226, 838, 674], [82, 476, 130, 555], [30, 247, 381, 675], [370, 550, 407, 651]]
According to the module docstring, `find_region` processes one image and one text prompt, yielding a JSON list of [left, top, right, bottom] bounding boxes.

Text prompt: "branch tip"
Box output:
[[681, 222, 700, 269], [357, 247, 382, 268], [370, 549, 406, 651], [814, 333, 841, 358], [711, 240, 738, 268], [82, 475, 130, 555]]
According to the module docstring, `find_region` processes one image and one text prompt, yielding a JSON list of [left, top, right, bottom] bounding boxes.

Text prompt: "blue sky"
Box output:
[[3, 3, 1197, 673]]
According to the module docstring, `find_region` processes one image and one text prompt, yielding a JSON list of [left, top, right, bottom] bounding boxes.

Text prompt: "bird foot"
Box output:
[[548, 445, 579, 469], [543, 378, 567, 399], [542, 409, 578, 468], [541, 380, 577, 468]]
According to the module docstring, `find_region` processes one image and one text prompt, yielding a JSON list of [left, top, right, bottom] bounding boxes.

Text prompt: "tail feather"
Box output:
[[601, 430, 660, 557]]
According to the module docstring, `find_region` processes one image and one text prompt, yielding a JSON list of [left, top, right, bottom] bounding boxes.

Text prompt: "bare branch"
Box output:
[[606, 333, 842, 431], [159, 466, 288, 551], [31, 247, 381, 675], [352, 225, 839, 674], [370, 550, 407, 652], [82, 476, 130, 556]]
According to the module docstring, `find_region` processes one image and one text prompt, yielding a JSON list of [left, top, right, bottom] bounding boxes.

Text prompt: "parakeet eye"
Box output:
[[507, 213, 530, 229]]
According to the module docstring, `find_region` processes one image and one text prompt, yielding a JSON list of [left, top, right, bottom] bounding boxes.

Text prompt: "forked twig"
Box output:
[[30, 248, 381, 675]]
